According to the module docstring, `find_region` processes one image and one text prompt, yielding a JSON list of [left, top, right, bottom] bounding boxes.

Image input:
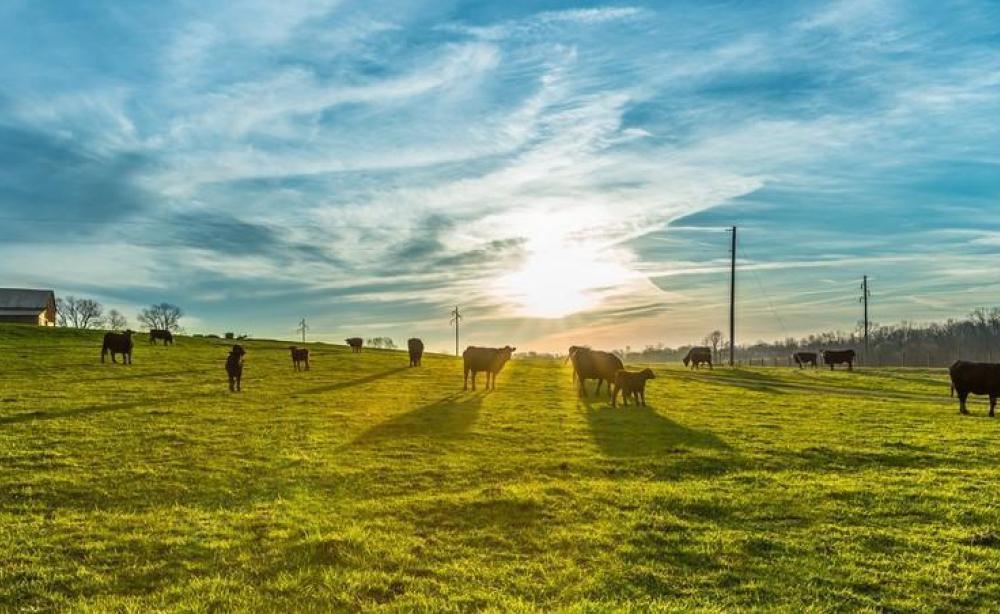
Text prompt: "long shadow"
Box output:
[[297, 367, 408, 396], [0, 389, 222, 426], [350, 394, 482, 447], [583, 398, 730, 458]]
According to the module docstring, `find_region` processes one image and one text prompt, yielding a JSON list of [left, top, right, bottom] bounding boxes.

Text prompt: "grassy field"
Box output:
[[2, 324, 1000, 611]]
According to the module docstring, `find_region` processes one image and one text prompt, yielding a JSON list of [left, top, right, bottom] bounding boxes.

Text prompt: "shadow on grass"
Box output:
[[350, 393, 482, 446], [298, 366, 409, 396], [582, 398, 729, 458], [0, 390, 223, 425]]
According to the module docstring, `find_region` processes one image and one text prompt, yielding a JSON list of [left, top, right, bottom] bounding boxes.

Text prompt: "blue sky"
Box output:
[[2, 0, 1000, 352]]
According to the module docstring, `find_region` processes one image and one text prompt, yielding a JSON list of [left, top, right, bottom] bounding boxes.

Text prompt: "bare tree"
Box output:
[[56, 296, 105, 329], [107, 309, 128, 330], [137, 303, 184, 331], [706, 330, 723, 362]]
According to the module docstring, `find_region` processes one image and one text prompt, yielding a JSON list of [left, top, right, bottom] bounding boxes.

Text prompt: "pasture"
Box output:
[[2, 325, 1000, 610]]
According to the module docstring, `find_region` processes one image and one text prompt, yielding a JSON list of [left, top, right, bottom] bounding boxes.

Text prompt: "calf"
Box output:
[[408, 338, 424, 367], [793, 351, 818, 368], [612, 368, 656, 407], [949, 360, 1000, 416], [101, 330, 134, 364], [226, 344, 246, 392], [290, 346, 310, 371], [345, 337, 363, 353], [463, 345, 516, 391]]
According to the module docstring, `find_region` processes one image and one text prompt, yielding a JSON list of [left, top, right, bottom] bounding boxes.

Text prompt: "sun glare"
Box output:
[[495, 243, 634, 319]]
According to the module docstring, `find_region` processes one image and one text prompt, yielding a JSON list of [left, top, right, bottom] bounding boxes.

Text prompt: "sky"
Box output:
[[2, 0, 1000, 353]]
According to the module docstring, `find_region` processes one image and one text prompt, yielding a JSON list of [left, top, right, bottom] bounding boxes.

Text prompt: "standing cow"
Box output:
[[101, 330, 134, 364], [683, 347, 713, 369], [226, 344, 246, 392], [408, 338, 424, 367], [949, 361, 1000, 416], [822, 349, 856, 371], [793, 352, 818, 368], [345, 337, 363, 353], [289, 346, 310, 371], [149, 329, 174, 345], [463, 345, 516, 391], [566, 346, 623, 397]]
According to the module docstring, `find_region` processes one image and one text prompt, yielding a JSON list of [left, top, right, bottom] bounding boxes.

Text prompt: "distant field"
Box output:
[[3, 324, 1000, 610]]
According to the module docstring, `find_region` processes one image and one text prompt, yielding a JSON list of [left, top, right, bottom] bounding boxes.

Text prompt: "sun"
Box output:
[[495, 244, 634, 319]]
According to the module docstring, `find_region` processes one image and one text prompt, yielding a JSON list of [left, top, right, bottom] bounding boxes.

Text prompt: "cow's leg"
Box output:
[[991, 395, 996, 418], [229, 375, 235, 392], [578, 377, 587, 397], [959, 391, 969, 415], [463, 368, 469, 391], [610, 385, 617, 407], [471, 371, 477, 391], [848, 361, 853, 371]]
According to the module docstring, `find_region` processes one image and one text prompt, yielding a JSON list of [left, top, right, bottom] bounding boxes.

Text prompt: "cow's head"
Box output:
[[640, 368, 656, 380]]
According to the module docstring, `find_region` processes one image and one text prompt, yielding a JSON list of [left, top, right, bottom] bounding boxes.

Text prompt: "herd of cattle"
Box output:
[[96, 330, 999, 414]]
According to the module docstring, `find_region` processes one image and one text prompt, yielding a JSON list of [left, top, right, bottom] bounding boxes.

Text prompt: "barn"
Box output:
[[0, 288, 57, 326]]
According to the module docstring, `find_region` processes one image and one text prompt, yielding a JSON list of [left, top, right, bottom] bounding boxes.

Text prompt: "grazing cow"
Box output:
[[101, 330, 134, 364], [226, 344, 246, 392], [793, 351, 818, 368], [408, 338, 424, 367], [149, 329, 174, 345], [949, 361, 1000, 416], [463, 345, 516, 391], [289, 346, 310, 371], [822, 349, 856, 371], [345, 337, 363, 353], [612, 368, 656, 407], [566, 346, 624, 397], [683, 346, 713, 369]]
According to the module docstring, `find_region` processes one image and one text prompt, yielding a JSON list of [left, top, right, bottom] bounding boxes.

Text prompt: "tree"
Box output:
[[137, 303, 184, 331], [706, 330, 723, 362], [56, 296, 105, 329], [106, 309, 128, 330]]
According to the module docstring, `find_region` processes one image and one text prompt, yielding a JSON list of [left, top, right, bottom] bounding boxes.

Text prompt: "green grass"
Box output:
[[2, 324, 1000, 611]]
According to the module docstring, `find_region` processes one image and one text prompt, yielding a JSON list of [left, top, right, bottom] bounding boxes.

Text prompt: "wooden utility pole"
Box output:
[[449, 306, 463, 356], [296, 318, 308, 343], [861, 275, 870, 364], [728, 226, 737, 367]]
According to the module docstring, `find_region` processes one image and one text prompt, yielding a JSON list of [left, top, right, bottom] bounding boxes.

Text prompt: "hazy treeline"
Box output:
[[621, 308, 1000, 367]]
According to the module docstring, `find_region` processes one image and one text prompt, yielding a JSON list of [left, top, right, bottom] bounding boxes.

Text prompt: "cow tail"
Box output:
[[950, 384, 954, 398]]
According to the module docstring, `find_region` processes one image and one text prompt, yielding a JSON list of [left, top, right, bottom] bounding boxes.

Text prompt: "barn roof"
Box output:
[[0, 288, 55, 310]]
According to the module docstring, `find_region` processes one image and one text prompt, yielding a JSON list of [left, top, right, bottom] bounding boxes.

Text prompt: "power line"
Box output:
[[727, 226, 736, 367], [740, 248, 789, 338]]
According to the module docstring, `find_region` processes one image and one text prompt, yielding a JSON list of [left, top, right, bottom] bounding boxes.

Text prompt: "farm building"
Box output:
[[0, 288, 57, 326]]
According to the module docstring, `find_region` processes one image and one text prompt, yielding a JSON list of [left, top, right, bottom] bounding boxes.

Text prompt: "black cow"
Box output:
[[793, 351, 818, 368], [463, 345, 516, 391], [567, 346, 623, 397], [149, 329, 174, 345], [345, 337, 363, 353], [226, 344, 246, 392], [289, 346, 310, 371], [683, 346, 713, 369], [101, 330, 134, 364], [408, 338, 424, 367], [949, 361, 1000, 416], [822, 349, 856, 371]]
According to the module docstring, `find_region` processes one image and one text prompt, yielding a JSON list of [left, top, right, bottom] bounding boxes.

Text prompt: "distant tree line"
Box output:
[[622, 308, 1000, 367]]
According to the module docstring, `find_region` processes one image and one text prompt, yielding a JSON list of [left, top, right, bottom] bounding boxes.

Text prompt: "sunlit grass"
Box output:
[[2, 324, 999, 610]]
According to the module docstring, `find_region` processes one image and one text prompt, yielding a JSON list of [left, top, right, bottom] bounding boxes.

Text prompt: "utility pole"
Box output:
[[449, 306, 463, 356], [296, 318, 309, 343], [860, 275, 870, 364], [728, 226, 737, 367]]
